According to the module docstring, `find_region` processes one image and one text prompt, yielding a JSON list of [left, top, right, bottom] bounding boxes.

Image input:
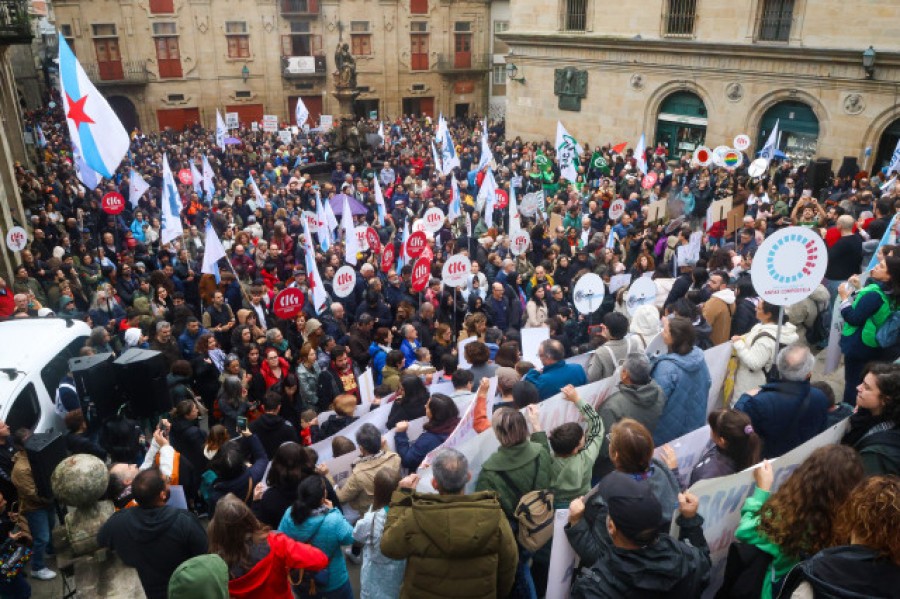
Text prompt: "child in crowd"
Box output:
[[332, 436, 356, 458], [299, 409, 317, 446], [314, 394, 359, 441], [352, 468, 406, 599], [811, 381, 853, 427]]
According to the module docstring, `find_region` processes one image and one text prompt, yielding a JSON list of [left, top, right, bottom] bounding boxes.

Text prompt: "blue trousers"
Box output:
[[23, 507, 54, 572]]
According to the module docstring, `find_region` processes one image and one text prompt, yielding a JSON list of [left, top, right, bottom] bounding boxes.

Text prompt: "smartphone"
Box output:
[[156, 423, 168, 438], [236, 416, 247, 430]]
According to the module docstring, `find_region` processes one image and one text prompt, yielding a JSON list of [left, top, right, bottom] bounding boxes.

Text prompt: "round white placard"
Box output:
[[751, 226, 828, 306], [573, 274, 606, 315]]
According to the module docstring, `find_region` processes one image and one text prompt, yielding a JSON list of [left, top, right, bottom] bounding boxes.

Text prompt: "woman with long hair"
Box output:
[[525, 285, 550, 328], [394, 394, 460, 471], [842, 361, 900, 476], [169, 398, 207, 498], [729, 301, 799, 405], [735, 445, 865, 598], [431, 323, 455, 369], [208, 493, 327, 599], [296, 343, 321, 412], [150, 285, 172, 320], [778, 475, 900, 597], [251, 442, 310, 529], [386, 374, 430, 430], [687, 409, 760, 486], [352, 468, 405, 599], [461, 312, 487, 342], [192, 333, 226, 406], [204, 424, 231, 461], [278, 475, 356, 599], [219, 375, 251, 438]]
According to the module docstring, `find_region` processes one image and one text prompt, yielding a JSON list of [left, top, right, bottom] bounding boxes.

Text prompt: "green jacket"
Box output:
[[842, 284, 893, 348], [734, 487, 796, 599], [380, 489, 518, 599], [475, 439, 552, 520], [534, 399, 604, 507]]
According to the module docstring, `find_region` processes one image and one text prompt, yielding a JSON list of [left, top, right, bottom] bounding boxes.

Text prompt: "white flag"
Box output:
[[509, 183, 519, 235], [634, 133, 648, 176], [128, 168, 150, 208], [449, 176, 462, 221], [378, 121, 386, 146], [71, 140, 101, 190], [431, 140, 442, 175], [441, 125, 461, 175], [555, 121, 582, 182], [373, 177, 387, 226], [480, 168, 499, 229], [201, 220, 227, 283], [324, 196, 338, 231], [160, 153, 184, 245], [202, 155, 215, 201], [885, 137, 900, 177], [216, 109, 227, 151], [477, 120, 493, 171], [302, 219, 329, 315], [315, 191, 332, 251], [759, 119, 780, 164], [249, 176, 266, 210], [342, 196, 359, 265], [295, 97, 309, 128], [190, 162, 203, 197]]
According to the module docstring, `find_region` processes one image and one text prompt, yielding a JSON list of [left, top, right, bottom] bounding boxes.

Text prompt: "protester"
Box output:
[[394, 394, 460, 471], [10, 429, 56, 581], [524, 339, 587, 400], [351, 468, 406, 599], [842, 361, 900, 475]]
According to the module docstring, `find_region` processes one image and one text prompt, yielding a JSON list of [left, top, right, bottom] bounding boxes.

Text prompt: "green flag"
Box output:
[[535, 150, 551, 172], [590, 152, 610, 175]]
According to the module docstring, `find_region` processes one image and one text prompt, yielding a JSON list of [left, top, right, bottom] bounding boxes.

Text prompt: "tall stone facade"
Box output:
[[502, 0, 900, 169], [51, 0, 492, 132]]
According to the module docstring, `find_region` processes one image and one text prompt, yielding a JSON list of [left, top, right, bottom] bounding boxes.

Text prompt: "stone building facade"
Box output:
[[502, 0, 900, 171], [51, 0, 493, 132]]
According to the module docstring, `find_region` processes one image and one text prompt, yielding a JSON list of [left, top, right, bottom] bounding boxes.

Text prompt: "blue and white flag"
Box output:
[[160, 154, 184, 245], [378, 121, 386, 146], [509, 183, 519, 235], [190, 162, 203, 197], [431, 140, 442, 175], [479, 168, 498, 229], [397, 221, 410, 272], [342, 196, 359, 265], [36, 125, 48, 149], [634, 133, 647, 176], [373, 177, 387, 226], [128, 168, 149, 208], [216, 110, 226, 151], [59, 33, 129, 179], [202, 155, 215, 201], [295, 97, 309, 128], [315, 191, 332, 251], [302, 219, 329, 315], [201, 220, 227, 283], [72, 139, 101, 190], [324, 196, 338, 231], [249, 175, 266, 210], [477, 119, 492, 171], [885, 137, 900, 178], [448, 176, 462, 221], [759, 119, 780, 163], [867, 213, 899, 272], [441, 127, 461, 175]]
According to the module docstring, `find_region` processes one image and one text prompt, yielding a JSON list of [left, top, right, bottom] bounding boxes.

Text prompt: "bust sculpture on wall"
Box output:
[[554, 67, 588, 111]]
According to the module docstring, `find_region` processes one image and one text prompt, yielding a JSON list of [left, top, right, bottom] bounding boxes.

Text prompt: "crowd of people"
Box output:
[[0, 90, 899, 599]]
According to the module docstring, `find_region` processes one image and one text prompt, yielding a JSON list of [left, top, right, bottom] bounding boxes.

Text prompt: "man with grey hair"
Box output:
[[735, 344, 829, 459], [524, 339, 588, 400], [381, 448, 518, 599], [595, 352, 666, 470], [149, 320, 181, 367]]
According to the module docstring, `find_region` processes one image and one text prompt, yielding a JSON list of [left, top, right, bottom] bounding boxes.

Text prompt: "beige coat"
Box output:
[[336, 450, 401, 515]]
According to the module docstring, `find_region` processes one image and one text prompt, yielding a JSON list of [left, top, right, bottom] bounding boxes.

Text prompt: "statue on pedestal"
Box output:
[[51, 454, 115, 556], [334, 42, 357, 89]]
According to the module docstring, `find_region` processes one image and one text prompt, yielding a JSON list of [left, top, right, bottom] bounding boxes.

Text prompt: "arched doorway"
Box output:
[[757, 101, 819, 165], [108, 96, 140, 133], [875, 118, 900, 174], [655, 91, 707, 156]]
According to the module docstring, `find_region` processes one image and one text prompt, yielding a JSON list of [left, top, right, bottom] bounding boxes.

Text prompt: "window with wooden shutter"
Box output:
[[410, 0, 427, 14], [149, 0, 175, 14]]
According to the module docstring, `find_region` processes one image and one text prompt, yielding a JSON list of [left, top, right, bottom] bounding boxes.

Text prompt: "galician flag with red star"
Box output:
[[59, 33, 129, 179], [301, 217, 328, 316]]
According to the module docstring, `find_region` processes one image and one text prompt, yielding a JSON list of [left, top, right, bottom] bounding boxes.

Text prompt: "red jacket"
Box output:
[[0, 287, 14, 319], [228, 532, 328, 599], [261, 356, 290, 389]]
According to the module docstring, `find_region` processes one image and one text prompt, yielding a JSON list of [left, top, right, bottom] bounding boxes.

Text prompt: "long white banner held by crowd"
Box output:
[[543, 418, 849, 599]]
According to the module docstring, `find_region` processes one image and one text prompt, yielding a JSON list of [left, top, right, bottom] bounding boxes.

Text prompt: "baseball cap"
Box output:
[[598, 471, 662, 545]]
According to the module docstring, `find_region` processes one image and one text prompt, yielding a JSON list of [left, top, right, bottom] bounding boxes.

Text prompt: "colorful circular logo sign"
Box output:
[[5, 226, 27, 252], [641, 172, 658, 189], [365, 228, 381, 255], [751, 226, 828, 306], [723, 150, 742, 169], [412, 219, 426, 233], [494, 189, 509, 209], [608, 199, 626, 221], [694, 146, 712, 166], [333, 265, 357, 298], [441, 254, 471, 288], [411, 257, 431, 292], [510, 231, 530, 256], [381, 243, 395, 272], [178, 169, 193, 185], [272, 288, 305, 319], [102, 192, 125, 215], [423, 207, 445, 233], [733, 134, 751, 151], [354, 226, 369, 252], [406, 231, 427, 258]]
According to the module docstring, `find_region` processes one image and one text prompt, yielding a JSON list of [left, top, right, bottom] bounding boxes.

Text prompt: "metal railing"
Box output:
[[0, 0, 32, 45], [756, 0, 794, 42], [82, 61, 150, 85], [563, 0, 586, 32], [662, 0, 697, 37], [281, 55, 326, 77], [435, 53, 490, 72]]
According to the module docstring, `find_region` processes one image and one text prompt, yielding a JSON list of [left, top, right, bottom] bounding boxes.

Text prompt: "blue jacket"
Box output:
[[369, 342, 389, 385], [524, 360, 588, 401], [735, 380, 829, 459], [279, 507, 355, 593], [130, 218, 146, 242], [650, 348, 711, 445], [395, 429, 450, 471], [400, 338, 421, 369], [178, 327, 210, 360]]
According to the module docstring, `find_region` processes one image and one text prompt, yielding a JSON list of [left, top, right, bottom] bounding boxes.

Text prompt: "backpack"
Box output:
[[875, 311, 900, 348], [714, 541, 772, 599], [497, 460, 555, 552], [754, 331, 787, 383], [290, 517, 332, 597], [804, 304, 829, 346]]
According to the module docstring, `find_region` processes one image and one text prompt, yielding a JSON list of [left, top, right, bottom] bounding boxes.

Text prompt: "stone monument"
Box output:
[[329, 41, 372, 167], [51, 454, 114, 556], [554, 67, 589, 112]]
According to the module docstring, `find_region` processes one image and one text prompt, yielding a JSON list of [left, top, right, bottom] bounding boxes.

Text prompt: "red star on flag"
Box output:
[[66, 92, 95, 129]]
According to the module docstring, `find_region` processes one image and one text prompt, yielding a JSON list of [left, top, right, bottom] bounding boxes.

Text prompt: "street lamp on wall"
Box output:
[[242, 64, 250, 83], [863, 46, 876, 79], [506, 62, 525, 84]]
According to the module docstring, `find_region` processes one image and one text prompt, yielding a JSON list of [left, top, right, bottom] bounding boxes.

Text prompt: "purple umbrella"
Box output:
[[224, 137, 242, 145], [329, 194, 368, 216]]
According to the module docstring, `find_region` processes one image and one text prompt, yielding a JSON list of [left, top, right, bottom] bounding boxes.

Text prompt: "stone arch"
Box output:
[[107, 95, 141, 133], [643, 80, 716, 147], [745, 89, 828, 154], [861, 104, 900, 170]]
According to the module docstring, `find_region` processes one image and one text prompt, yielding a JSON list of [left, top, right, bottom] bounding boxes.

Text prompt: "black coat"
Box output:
[[248, 413, 299, 459]]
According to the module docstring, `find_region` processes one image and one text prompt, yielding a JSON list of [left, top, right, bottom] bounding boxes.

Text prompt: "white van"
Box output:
[[0, 318, 91, 436]]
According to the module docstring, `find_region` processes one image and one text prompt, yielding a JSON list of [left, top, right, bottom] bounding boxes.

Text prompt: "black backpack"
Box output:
[[805, 305, 829, 346], [715, 541, 773, 599]]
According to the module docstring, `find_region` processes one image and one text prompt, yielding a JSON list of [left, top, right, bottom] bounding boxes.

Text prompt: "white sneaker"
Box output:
[[343, 547, 361, 565], [32, 568, 57, 580]]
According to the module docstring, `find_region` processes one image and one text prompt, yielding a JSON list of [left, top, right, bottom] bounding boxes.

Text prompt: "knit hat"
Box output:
[[168, 554, 229, 599], [629, 304, 661, 339], [496, 367, 520, 392], [598, 471, 662, 545], [304, 318, 322, 336]]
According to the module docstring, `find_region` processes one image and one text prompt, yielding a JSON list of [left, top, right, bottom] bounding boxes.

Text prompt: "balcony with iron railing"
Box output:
[[0, 0, 33, 45], [436, 53, 490, 73], [281, 55, 326, 78], [82, 61, 150, 86], [280, 0, 319, 16]]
